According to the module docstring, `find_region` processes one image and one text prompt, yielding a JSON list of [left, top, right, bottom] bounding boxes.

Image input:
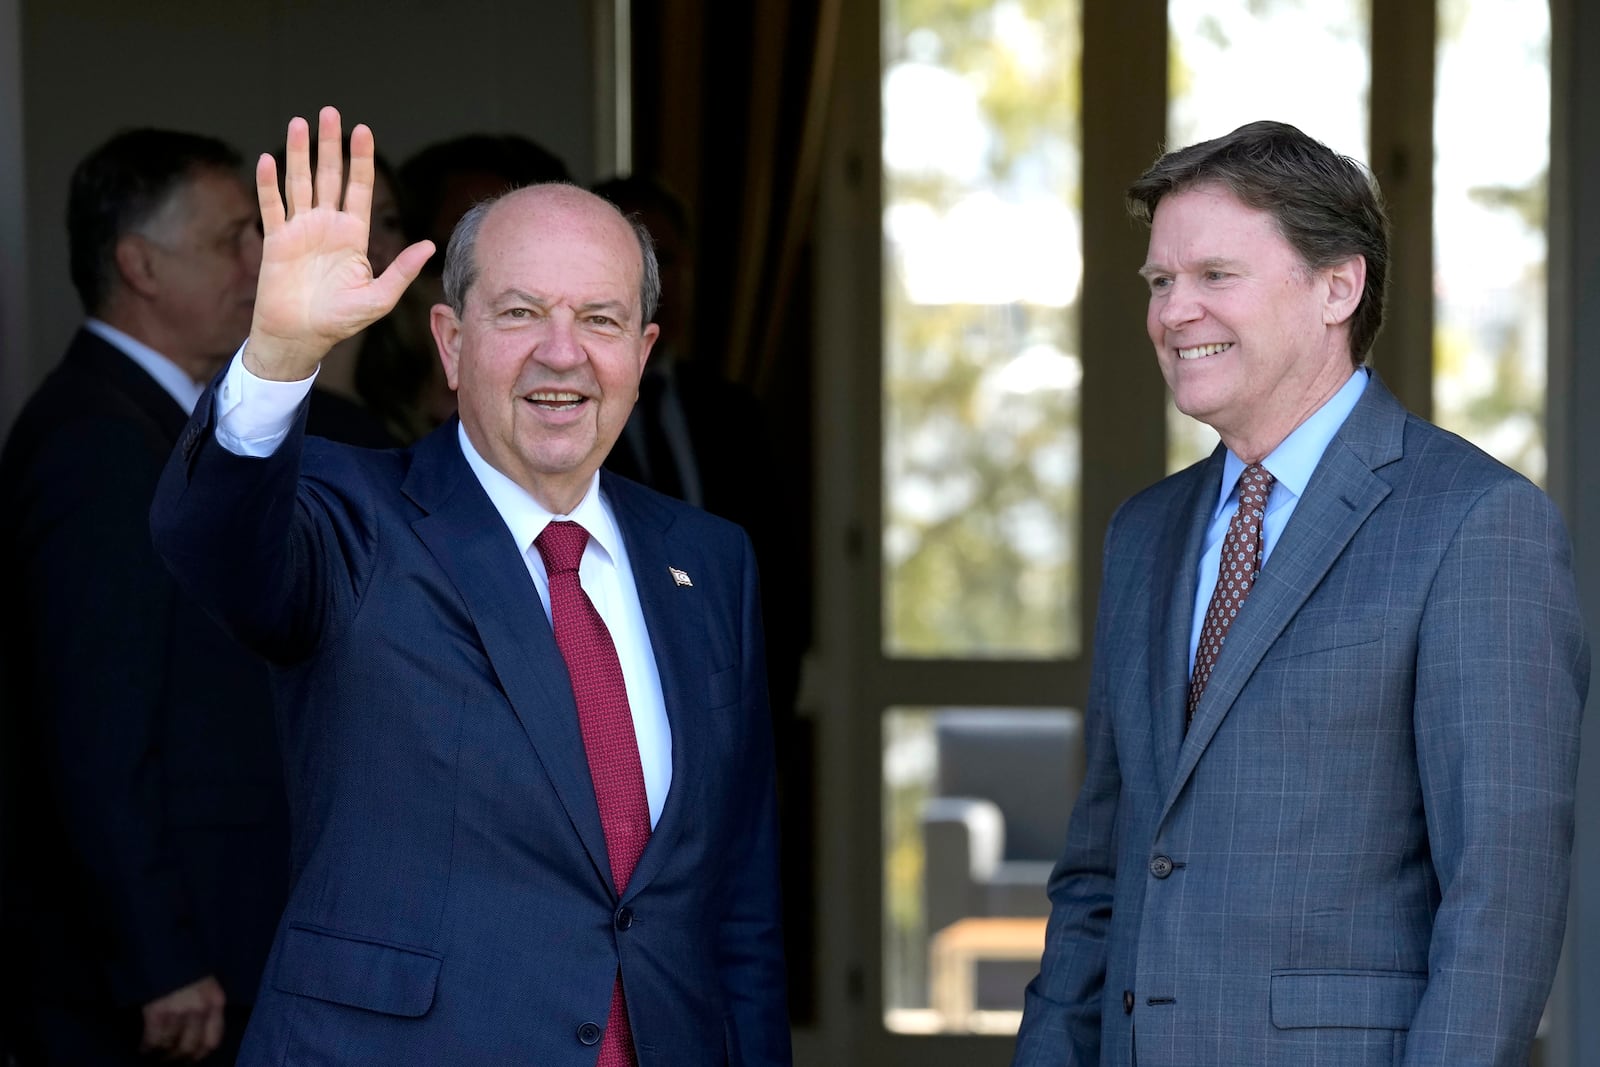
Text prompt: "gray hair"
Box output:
[[67, 128, 243, 315], [440, 184, 660, 327]]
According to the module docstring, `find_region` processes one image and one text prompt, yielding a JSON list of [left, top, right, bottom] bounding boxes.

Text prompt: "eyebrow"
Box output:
[[485, 290, 634, 319], [489, 288, 549, 307], [1138, 256, 1241, 280], [576, 300, 631, 317]]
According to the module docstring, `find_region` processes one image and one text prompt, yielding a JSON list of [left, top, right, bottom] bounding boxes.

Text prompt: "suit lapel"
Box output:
[[600, 474, 700, 898], [1163, 375, 1406, 815], [68, 328, 193, 442], [1150, 453, 1227, 796], [403, 425, 612, 889]]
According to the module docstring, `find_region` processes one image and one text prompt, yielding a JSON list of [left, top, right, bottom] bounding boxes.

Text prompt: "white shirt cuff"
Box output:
[[214, 342, 318, 457]]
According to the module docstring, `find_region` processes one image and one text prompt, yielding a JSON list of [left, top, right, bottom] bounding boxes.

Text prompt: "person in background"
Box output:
[[0, 127, 289, 1065], [1012, 120, 1587, 1067]]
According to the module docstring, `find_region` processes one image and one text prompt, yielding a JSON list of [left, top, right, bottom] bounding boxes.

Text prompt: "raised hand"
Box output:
[[245, 106, 434, 381]]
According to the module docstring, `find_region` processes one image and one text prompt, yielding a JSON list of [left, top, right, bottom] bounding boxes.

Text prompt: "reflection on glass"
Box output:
[[1432, 0, 1548, 484], [1164, 0, 1372, 473], [882, 0, 1082, 658], [883, 707, 1084, 1035]]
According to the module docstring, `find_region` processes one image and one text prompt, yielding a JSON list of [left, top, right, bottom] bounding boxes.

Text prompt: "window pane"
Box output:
[[1164, 0, 1373, 473], [883, 707, 1084, 1035], [1432, 0, 1548, 484], [882, 0, 1082, 657]]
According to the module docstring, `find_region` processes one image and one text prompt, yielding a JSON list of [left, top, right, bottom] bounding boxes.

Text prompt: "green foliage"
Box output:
[[883, 0, 1084, 658]]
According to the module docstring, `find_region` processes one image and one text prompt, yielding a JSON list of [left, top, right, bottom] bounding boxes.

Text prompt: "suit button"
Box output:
[[577, 1022, 602, 1045], [1149, 855, 1174, 879], [615, 906, 634, 930], [1122, 989, 1134, 1015]]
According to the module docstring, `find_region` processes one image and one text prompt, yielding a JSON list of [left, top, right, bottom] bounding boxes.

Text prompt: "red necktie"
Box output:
[[1187, 464, 1275, 729], [535, 521, 650, 1067]]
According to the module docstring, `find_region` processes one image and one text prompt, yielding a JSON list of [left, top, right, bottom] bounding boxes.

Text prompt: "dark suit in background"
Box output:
[[0, 330, 288, 1064], [1, 128, 289, 1065]]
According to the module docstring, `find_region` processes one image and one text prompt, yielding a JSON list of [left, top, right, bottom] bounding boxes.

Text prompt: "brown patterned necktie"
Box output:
[[1187, 464, 1275, 730], [535, 520, 650, 1067]]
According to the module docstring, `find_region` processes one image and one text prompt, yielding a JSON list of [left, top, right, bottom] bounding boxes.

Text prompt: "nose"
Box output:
[[1157, 276, 1203, 330], [536, 313, 586, 371]]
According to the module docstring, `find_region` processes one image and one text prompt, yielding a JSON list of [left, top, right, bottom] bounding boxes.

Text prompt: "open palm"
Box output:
[[247, 108, 434, 380]]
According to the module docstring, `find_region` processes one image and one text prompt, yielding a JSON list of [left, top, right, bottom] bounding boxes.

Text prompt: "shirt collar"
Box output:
[[84, 318, 206, 414], [455, 422, 622, 566], [1215, 367, 1369, 515]]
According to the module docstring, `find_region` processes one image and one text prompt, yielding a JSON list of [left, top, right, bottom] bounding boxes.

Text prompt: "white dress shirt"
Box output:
[[213, 350, 673, 826]]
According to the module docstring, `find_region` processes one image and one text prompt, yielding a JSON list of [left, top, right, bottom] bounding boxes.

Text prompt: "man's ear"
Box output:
[[113, 234, 161, 299], [430, 303, 463, 390], [1323, 255, 1366, 326], [638, 322, 660, 378]]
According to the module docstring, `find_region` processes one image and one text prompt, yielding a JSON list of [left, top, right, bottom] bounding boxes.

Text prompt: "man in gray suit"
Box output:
[[1013, 121, 1587, 1066]]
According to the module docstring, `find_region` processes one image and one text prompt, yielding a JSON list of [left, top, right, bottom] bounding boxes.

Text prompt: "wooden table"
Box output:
[[928, 915, 1048, 1027]]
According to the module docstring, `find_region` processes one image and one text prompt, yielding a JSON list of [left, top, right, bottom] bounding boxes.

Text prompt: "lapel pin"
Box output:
[[669, 566, 694, 588]]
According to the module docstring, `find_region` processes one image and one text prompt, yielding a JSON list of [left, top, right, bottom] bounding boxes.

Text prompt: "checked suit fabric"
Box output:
[[535, 520, 651, 1067]]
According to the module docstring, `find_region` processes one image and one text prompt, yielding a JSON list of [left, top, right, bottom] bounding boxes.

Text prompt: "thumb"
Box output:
[[370, 240, 436, 308]]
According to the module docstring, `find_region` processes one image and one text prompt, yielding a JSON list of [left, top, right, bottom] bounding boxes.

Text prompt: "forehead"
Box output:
[[472, 189, 642, 302], [1147, 183, 1294, 262]]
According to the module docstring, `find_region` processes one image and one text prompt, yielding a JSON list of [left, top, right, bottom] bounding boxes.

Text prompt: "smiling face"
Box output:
[[1141, 183, 1364, 461], [431, 186, 658, 513]]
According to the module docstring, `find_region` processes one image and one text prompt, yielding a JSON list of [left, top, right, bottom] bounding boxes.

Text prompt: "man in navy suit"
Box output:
[[151, 108, 789, 1065], [1, 128, 288, 1065], [1013, 121, 1586, 1065]]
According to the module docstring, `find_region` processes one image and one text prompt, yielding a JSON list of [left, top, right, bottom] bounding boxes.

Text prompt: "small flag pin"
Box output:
[[669, 566, 694, 587]]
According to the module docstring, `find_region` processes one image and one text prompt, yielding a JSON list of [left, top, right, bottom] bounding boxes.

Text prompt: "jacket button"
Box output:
[[577, 1022, 602, 1045], [1149, 855, 1174, 879], [615, 906, 634, 931], [1122, 989, 1134, 1015]]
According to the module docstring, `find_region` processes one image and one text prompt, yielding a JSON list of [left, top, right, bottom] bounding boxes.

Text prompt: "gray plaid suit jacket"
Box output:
[[1013, 373, 1587, 1067]]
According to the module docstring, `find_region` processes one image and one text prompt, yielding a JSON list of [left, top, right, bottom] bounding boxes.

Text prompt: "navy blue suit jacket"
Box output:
[[151, 397, 790, 1065]]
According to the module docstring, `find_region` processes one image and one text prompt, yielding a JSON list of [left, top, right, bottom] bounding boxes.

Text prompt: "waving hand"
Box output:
[[245, 106, 434, 381]]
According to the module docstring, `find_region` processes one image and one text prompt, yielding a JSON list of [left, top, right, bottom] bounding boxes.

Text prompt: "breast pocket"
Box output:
[[1269, 609, 1389, 662]]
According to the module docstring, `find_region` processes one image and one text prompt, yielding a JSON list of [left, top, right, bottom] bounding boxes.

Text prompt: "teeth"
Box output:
[[1177, 342, 1232, 361], [527, 391, 583, 403]]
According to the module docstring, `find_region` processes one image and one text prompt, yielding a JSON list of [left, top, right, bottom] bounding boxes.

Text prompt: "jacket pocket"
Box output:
[[272, 923, 442, 1017], [1268, 609, 1388, 660], [1270, 969, 1426, 1030]]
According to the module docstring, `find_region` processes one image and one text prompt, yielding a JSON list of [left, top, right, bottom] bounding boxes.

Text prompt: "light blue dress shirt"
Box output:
[[1187, 368, 1369, 673]]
